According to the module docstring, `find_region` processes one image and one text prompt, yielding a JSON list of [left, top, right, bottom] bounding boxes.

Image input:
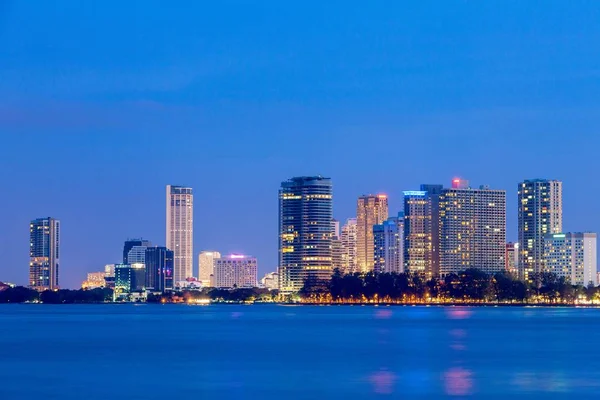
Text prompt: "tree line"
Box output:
[[2, 270, 597, 304], [0, 286, 274, 304], [0, 286, 276, 304], [0, 287, 113, 303], [148, 287, 278, 303], [299, 268, 600, 304]]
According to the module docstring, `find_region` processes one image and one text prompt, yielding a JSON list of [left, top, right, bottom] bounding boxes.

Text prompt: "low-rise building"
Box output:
[[214, 255, 258, 289], [114, 263, 146, 295], [81, 272, 106, 289], [544, 232, 597, 286], [174, 277, 204, 291], [260, 272, 279, 290]]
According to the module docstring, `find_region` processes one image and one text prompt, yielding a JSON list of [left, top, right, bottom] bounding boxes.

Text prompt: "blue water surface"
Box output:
[[1, 305, 599, 399]]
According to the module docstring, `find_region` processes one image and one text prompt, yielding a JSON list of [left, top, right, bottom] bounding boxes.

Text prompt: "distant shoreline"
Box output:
[[4, 301, 600, 307]]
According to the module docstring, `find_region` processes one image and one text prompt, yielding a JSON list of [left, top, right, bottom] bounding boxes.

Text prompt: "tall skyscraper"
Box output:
[[403, 191, 432, 276], [123, 238, 152, 264], [145, 246, 174, 292], [29, 217, 60, 291], [341, 218, 358, 273], [518, 179, 563, 281], [544, 232, 597, 287], [439, 182, 506, 275], [166, 185, 194, 283], [420, 184, 443, 276], [214, 255, 258, 289], [198, 251, 221, 287], [356, 194, 388, 273], [279, 176, 333, 293], [373, 214, 403, 273]]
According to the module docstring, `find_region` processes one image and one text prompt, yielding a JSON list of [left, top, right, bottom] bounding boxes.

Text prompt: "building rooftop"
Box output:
[[281, 176, 331, 186]]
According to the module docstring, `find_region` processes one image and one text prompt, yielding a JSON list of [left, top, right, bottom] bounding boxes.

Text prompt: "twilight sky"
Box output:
[[1, 1, 600, 288]]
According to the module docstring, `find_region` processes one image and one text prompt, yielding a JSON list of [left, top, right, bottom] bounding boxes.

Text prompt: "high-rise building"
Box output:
[[373, 221, 387, 273], [104, 264, 116, 289], [396, 212, 405, 272], [114, 263, 145, 294], [145, 247, 174, 292], [341, 218, 358, 273], [332, 236, 343, 272], [403, 191, 432, 276], [518, 179, 563, 281], [544, 233, 597, 287], [198, 251, 221, 287], [123, 239, 152, 264], [373, 215, 403, 273], [333, 219, 340, 238], [29, 217, 60, 291], [331, 219, 343, 272], [439, 182, 506, 275], [356, 195, 388, 273], [420, 184, 443, 276], [166, 185, 194, 282], [505, 242, 519, 276], [214, 255, 258, 289], [279, 176, 333, 293]]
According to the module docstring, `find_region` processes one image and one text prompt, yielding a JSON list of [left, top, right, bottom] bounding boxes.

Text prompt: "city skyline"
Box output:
[[13, 175, 596, 289]]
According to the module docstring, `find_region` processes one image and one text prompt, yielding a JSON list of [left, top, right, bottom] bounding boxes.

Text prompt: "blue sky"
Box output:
[[1, 1, 600, 287]]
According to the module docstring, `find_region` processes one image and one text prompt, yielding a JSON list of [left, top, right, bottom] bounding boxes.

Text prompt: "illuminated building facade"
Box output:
[[260, 272, 279, 290], [29, 217, 60, 291], [518, 179, 563, 281], [81, 272, 106, 289], [114, 263, 146, 294], [506, 242, 519, 275], [340, 218, 357, 273], [279, 176, 333, 293], [166, 185, 194, 282], [104, 264, 116, 289], [356, 194, 388, 273], [505, 242, 519, 276], [420, 184, 443, 276], [214, 255, 258, 289], [145, 246, 174, 292], [544, 233, 597, 286], [104, 264, 116, 278], [198, 251, 221, 287], [439, 183, 506, 275], [373, 214, 403, 273], [403, 191, 432, 276], [332, 219, 343, 272]]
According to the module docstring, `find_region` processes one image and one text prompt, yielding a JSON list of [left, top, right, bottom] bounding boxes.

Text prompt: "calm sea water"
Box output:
[[1, 305, 600, 399]]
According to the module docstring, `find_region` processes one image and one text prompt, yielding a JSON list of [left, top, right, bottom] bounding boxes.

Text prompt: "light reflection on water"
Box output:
[[1, 305, 600, 399]]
